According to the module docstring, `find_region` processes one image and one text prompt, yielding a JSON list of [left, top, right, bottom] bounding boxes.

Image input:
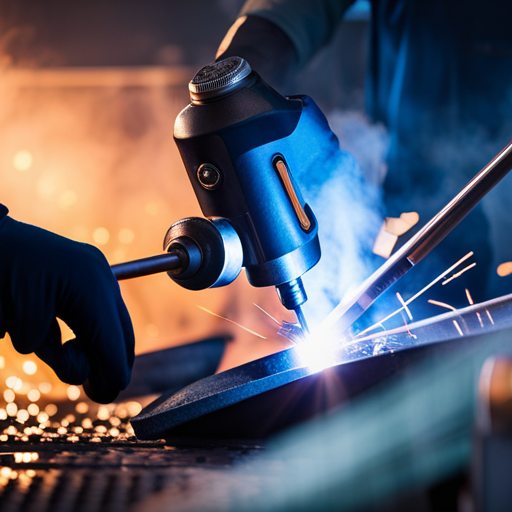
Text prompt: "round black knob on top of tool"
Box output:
[[188, 56, 253, 103]]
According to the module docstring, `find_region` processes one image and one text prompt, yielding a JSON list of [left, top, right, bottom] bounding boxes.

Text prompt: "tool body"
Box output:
[[113, 57, 334, 330]]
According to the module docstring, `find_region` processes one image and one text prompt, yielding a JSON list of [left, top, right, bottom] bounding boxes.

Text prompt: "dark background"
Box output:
[[0, 0, 370, 112]]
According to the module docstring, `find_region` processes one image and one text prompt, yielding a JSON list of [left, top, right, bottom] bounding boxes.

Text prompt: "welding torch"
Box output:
[[320, 138, 512, 337], [111, 56, 343, 333]]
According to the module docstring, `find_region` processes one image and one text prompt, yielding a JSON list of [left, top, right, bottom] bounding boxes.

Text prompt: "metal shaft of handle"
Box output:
[[320, 139, 512, 336], [112, 252, 183, 280]]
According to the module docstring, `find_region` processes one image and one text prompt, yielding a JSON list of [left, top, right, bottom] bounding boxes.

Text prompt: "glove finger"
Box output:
[[7, 294, 57, 356], [54, 245, 135, 403], [81, 301, 135, 404], [35, 319, 91, 385]]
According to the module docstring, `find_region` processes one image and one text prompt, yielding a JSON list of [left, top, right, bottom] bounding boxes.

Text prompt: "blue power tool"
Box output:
[[112, 56, 339, 332]]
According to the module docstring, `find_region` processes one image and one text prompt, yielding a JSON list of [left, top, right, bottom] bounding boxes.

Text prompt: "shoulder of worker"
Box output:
[[237, 0, 356, 68]]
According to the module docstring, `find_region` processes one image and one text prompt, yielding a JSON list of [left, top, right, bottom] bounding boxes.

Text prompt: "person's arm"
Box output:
[[0, 206, 135, 404], [217, 0, 355, 88]]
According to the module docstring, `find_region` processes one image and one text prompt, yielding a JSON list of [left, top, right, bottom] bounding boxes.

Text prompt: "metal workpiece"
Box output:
[[321, 139, 512, 337], [131, 292, 512, 440]]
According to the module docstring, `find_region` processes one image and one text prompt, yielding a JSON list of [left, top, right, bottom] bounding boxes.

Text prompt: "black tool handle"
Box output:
[[111, 252, 183, 280]]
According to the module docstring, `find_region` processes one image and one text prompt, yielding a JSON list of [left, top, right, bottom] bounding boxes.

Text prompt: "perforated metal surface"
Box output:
[[0, 441, 263, 512]]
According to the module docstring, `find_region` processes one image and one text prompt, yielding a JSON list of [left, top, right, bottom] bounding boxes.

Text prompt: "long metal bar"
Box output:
[[319, 139, 512, 336], [111, 252, 182, 280]]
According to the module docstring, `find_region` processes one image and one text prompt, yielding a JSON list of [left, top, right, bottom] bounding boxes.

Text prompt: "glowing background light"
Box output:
[[27, 404, 39, 416], [28, 389, 40, 402], [145, 202, 159, 215], [497, 262, 512, 277], [92, 227, 110, 245], [3, 389, 15, 403], [58, 190, 78, 210], [22, 361, 37, 376], [17, 409, 29, 422], [38, 382, 52, 394], [97, 406, 110, 421], [118, 228, 135, 244], [75, 402, 89, 414], [66, 385, 81, 401], [13, 150, 32, 171], [6, 403, 18, 416], [45, 404, 58, 416]]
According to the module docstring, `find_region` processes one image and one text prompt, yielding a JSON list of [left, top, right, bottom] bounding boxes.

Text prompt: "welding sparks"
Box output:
[[442, 262, 477, 286], [465, 289, 484, 327], [486, 309, 495, 325], [453, 320, 464, 336], [497, 262, 512, 277], [197, 306, 267, 339], [396, 292, 413, 321], [253, 303, 281, 326], [427, 299, 457, 312], [355, 252, 474, 337]]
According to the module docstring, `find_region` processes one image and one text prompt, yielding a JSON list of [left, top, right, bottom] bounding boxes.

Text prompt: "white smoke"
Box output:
[[298, 110, 389, 328]]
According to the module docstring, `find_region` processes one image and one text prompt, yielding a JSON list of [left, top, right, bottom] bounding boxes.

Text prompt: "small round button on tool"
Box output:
[[197, 164, 222, 190]]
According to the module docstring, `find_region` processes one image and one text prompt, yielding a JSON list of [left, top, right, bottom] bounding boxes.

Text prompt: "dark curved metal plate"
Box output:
[[131, 294, 512, 440]]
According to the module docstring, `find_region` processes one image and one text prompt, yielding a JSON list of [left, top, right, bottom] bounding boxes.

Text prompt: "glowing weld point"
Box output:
[[486, 309, 495, 325], [428, 299, 457, 312], [442, 262, 477, 286], [453, 320, 463, 336], [296, 334, 339, 373], [396, 292, 413, 321], [197, 306, 267, 339]]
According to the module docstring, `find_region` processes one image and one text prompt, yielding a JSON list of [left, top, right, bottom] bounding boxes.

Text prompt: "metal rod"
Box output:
[[319, 139, 512, 336], [111, 252, 183, 280], [295, 306, 309, 334]]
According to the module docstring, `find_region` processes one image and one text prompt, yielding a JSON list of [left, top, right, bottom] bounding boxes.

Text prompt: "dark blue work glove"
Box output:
[[0, 209, 134, 404]]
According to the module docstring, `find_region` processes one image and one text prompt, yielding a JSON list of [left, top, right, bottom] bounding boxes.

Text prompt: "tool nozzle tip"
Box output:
[[295, 306, 309, 335]]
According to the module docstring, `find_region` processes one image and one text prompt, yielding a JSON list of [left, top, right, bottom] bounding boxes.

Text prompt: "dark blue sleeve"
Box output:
[[0, 204, 8, 228]]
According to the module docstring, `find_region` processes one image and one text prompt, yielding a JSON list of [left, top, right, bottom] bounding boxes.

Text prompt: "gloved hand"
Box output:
[[0, 210, 134, 404]]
